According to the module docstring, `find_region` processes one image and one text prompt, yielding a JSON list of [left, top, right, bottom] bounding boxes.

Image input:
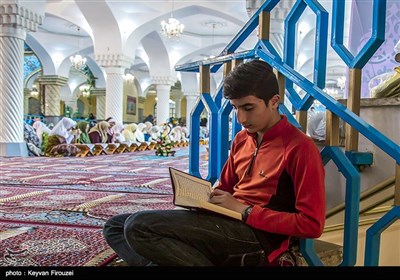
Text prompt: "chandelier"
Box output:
[[79, 85, 91, 98], [70, 54, 87, 70], [201, 21, 226, 59], [30, 84, 39, 97], [123, 73, 135, 83], [336, 76, 346, 90], [323, 87, 339, 97], [70, 26, 87, 70], [161, 1, 184, 38]]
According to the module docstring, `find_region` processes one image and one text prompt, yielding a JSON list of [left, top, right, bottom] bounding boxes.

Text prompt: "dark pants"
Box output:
[[103, 209, 266, 266]]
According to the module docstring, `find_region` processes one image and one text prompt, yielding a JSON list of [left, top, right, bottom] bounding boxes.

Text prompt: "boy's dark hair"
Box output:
[[223, 60, 279, 105]]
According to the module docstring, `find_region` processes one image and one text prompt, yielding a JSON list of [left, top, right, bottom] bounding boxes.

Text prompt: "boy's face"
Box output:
[[230, 94, 280, 134]]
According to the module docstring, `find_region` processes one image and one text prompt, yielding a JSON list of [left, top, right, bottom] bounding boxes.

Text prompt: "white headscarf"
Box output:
[[113, 122, 126, 142], [49, 117, 77, 144], [137, 123, 147, 133], [123, 123, 137, 142], [181, 126, 189, 140], [170, 126, 183, 142], [150, 125, 161, 141], [32, 121, 51, 145], [135, 123, 146, 142], [144, 121, 153, 134]]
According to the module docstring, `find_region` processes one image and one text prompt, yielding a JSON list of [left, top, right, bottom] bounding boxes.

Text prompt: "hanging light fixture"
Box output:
[[70, 26, 87, 70], [202, 21, 225, 59], [209, 23, 216, 59], [30, 84, 39, 97], [79, 84, 91, 98], [161, 0, 184, 38], [123, 73, 135, 83], [336, 76, 346, 90]]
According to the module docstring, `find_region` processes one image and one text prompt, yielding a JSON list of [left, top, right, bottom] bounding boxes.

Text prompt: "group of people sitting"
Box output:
[[24, 116, 191, 157]]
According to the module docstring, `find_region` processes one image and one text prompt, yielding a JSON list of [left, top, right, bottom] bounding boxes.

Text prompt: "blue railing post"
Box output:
[[176, 0, 398, 266]]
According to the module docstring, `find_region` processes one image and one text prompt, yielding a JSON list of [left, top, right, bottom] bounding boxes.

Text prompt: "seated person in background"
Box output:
[[123, 123, 138, 142], [200, 117, 209, 140], [143, 121, 153, 141], [135, 123, 146, 142], [200, 125, 209, 139], [89, 120, 97, 130], [103, 60, 326, 266], [88, 121, 110, 143], [88, 113, 96, 121], [105, 117, 117, 143], [307, 107, 326, 141], [169, 126, 183, 142], [369, 66, 400, 98], [76, 121, 91, 144], [143, 114, 154, 124], [45, 117, 80, 157], [181, 126, 189, 139], [149, 125, 161, 142], [369, 43, 400, 98], [113, 122, 126, 143], [24, 121, 43, 156], [32, 120, 51, 147]]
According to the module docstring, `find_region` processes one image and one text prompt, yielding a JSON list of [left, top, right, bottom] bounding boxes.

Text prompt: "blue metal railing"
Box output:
[[176, 0, 399, 266]]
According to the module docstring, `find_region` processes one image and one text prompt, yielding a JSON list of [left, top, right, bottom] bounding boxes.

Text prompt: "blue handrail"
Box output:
[[176, 0, 399, 266]]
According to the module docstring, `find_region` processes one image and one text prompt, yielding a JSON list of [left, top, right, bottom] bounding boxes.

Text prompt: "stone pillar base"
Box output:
[[0, 142, 28, 157]]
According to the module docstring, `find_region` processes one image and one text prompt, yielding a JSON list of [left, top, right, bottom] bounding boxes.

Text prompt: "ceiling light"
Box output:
[[336, 76, 346, 90], [79, 84, 91, 97], [323, 87, 338, 96], [123, 73, 135, 83], [201, 21, 226, 59], [30, 84, 39, 97], [70, 26, 87, 70], [161, 1, 184, 38]]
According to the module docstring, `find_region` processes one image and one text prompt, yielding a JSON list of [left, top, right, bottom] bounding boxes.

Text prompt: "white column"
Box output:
[[155, 84, 171, 126], [175, 97, 182, 119], [0, 4, 42, 156], [104, 67, 125, 124], [152, 75, 174, 126], [91, 88, 106, 120], [96, 54, 133, 124], [37, 75, 68, 117], [23, 88, 30, 114], [184, 92, 199, 132]]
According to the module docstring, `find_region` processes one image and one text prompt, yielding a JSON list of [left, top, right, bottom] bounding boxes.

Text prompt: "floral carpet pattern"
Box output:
[[0, 221, 114, 266], [0, 146, 208, 266]]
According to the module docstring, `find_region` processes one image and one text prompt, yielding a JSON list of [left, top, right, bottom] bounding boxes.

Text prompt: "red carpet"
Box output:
[[0, 186, 174, 227], [0, 146, 208, 266], [0, 221, 114, 266]]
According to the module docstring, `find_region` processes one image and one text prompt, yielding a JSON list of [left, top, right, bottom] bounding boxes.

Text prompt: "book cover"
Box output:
[[169, 167, 241, 220]]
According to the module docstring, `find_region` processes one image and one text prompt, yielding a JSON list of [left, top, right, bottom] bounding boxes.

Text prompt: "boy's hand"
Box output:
[[209, 188, 249, 214]]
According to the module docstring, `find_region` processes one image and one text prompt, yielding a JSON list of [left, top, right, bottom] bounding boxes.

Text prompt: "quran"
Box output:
[[169, 167, 241, 220]]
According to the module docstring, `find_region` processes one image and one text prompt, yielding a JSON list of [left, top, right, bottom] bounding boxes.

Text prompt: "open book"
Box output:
[[169, 167, 241, 220]]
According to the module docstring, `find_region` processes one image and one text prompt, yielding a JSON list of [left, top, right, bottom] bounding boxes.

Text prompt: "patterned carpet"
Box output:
[[0, 146, 208, 266], [0, 187, 175, 227], [0, 221, 114, 266]]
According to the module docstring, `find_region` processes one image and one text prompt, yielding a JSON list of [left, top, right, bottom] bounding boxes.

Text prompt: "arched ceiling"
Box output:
[[24, 0, 348, 99]]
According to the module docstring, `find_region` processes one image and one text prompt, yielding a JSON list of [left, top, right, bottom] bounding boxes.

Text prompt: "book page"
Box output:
[[171, 169, 211, 202], [169, 168, 242, 220]]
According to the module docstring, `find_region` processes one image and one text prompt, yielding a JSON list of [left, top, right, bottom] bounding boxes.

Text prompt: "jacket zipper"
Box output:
[[246, 139, 262, 176]]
